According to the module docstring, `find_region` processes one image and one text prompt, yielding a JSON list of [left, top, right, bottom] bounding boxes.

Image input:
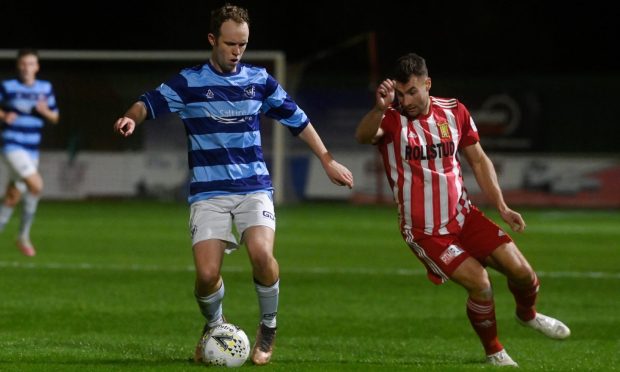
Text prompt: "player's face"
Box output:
[[208, 20, 249, 73], [17, 54, 39, 84], [394, 75, 431, 118]]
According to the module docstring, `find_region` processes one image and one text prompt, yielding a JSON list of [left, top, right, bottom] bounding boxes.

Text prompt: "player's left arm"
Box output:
[[462, 142, 525, 232], [34, 99, 59, 124], [298, 123, 354, 189]]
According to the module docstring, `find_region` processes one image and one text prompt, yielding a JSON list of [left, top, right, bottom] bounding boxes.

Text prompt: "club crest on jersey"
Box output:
[[437, 122, 451, 139], [439, 245, 464, 264], [205, 89, 215, 99], [244, 85, 255, 98]]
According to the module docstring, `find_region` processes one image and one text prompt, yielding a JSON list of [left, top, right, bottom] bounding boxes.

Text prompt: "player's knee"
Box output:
[[25, 175, 43, 195], [467, 274, 493, 300], [4, 190, 21, 206], [196, 267, 221, 287], [508, 267, 536, 287], [28, 181, 43, 195], [470, 283, 493, 300], [250, 255, 278, 282]]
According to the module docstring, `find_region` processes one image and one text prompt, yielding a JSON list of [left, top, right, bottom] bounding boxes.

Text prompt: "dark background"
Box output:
[[3, 1, 618, 76], [2, 1, 619, 154]]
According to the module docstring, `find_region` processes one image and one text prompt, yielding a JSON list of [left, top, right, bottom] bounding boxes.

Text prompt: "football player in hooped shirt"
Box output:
[[0, 49, 59, 256], [113, 4, 353, 366], [355, 53, 569, 367]]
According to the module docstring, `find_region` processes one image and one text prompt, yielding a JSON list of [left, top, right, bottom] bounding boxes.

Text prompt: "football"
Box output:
[[201, 323, 250, 367]]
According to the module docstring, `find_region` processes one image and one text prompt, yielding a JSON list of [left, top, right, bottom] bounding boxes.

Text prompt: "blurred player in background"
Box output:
[[113, 4, 353, 365], [355, 53, 569, 367], [0, 49, 59, 256]]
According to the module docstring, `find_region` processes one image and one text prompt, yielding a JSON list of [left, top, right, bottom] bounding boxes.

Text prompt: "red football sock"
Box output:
[[508, 275, 539, 322], [466, 297, 503, 355]]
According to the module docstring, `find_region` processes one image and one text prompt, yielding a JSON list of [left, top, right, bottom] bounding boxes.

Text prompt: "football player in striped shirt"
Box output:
[[0, 49, 59, 256], [355, 53, 569, 367], [113, 4, 353, 366]]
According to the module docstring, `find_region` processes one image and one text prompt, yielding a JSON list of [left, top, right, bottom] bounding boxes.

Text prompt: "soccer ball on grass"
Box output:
[[201, 323, 250, 367]]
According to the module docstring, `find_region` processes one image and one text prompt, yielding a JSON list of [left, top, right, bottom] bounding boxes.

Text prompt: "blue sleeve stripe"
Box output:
[[191, 160, 270, 183], [263, 101, 296, 121], [184, 116, 260, 135], [189, 131, 261, 151], [266, 106, 309, 127], [189, 146, 265, 168], [189, 175, 273, 196], [157, 83, 185, 112], [288, 120, 310, 136], [280, 107, 309, 126], [261, 85, 288, 111], [264, 74, 279, 98], [140, 90, 171, 119], [139, 95, 155, 119], [259, 85, 309, 127]]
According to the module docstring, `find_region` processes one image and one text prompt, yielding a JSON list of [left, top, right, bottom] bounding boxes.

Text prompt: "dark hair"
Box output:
[[210, 4, 250, 37], [393, 53, 428, 83], [17, 48, 39, 60]]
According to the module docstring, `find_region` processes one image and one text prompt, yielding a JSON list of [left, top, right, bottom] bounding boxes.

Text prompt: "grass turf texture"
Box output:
[[1, 201, 618, 371]]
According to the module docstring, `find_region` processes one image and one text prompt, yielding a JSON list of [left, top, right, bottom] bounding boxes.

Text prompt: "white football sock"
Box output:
[[255, 279, 279, 328], [0, 205, 14, 232], [19, 193, 40, 239], [195, 281, 225, 328]]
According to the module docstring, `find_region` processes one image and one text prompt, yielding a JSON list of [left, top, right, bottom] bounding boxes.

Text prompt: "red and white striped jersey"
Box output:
[[377, 96, 480, 237]]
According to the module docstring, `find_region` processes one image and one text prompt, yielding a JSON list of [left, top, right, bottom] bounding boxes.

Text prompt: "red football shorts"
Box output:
[[402, 206, 513, 284]]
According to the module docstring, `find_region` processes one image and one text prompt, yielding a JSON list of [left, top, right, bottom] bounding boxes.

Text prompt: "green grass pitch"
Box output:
[[0, 201, 618, 371]]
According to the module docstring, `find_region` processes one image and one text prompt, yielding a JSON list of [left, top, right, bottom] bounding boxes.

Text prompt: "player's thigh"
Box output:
[[189, 198, 238, 250], [485, 242, 535, 284], [234, 192, 276, 247], [451, 256, 492, 295], [193, 239, 227, 275], [4, 150, 38, 181], [243, 225, 276, 262], [406, 233, 471, 284], [23, 172, 43, 194]]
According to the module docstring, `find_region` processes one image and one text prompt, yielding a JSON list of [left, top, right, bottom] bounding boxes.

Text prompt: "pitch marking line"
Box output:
[[1, 261, 619, 279]]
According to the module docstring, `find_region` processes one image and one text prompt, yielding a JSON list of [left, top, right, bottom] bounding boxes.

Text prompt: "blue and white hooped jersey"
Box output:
[[140, 62, 310, 204], [0, 78, 58, 158]]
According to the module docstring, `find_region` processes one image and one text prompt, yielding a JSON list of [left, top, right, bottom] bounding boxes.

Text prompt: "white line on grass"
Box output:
[[1, 260, 619, 279]]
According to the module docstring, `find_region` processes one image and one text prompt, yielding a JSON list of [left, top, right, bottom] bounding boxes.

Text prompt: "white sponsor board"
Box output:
[[306, 151, 620, 207], [0, 151, 188, 199]]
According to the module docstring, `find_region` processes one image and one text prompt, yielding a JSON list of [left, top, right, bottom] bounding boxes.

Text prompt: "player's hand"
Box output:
[[3, 112, 18, 124], [35, 100, 50, 114], [114, 117, 136, 137], [376, 79, 395, 111], [500, 208, 526, 233], [324, 160, 354, 189]]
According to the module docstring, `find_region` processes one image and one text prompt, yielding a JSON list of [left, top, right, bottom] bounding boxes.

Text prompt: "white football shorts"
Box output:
[[189, 192, 276, 252], [2, 149, 38, 189]]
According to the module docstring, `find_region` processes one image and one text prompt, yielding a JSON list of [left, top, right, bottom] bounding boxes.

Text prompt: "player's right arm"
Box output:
[[0, 109, 17, 124], [113, 101, 147, 137], [355, 79, 394, 144]]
